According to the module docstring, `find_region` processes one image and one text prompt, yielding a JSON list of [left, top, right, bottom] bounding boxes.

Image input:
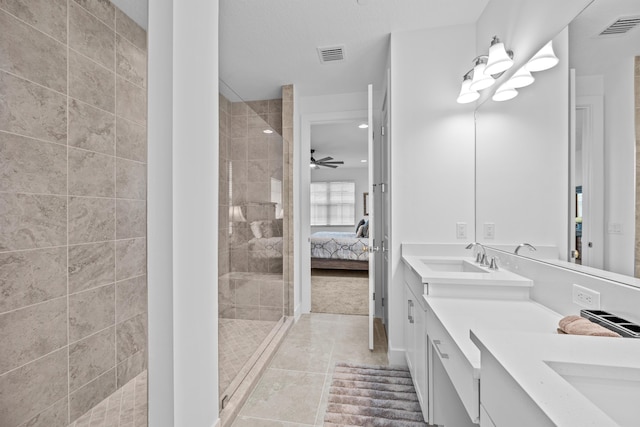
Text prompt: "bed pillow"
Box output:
[[355, 219, 365, 233], [250, 221, 263, 238], [356, 224, 365, 238], [362, 220, 369, 238], [260, 221, 274, 238]]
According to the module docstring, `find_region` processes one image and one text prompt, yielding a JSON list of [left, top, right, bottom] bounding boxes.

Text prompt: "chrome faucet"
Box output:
[[466, 242, 489, 266], [515, 243, 537, 255]]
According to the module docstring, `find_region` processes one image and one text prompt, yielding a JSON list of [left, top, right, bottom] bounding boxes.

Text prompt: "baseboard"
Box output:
[[387, 346, 407, 366]]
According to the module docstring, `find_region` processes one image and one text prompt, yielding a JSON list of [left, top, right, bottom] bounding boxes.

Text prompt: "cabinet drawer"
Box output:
[[427, 308, 479, 423]]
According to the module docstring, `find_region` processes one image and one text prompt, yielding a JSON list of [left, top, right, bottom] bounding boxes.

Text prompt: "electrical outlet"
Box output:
[[484, 222, 495, 239], [456, 222, 467, 239], [572, 284, 600, 309]]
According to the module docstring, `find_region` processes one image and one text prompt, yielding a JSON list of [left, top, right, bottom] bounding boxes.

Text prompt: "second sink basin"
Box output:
[[420, 258, 488, 273]]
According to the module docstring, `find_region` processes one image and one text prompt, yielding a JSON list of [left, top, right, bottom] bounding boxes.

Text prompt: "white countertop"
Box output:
[[403, 255, 533, 287], [424, 297, 562, 376], [470, 330, 640, 426]]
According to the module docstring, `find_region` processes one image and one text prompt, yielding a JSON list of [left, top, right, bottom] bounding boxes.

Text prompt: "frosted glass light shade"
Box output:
[[527, 41, 559, 72], [492, 84, 518, 102], [456, 78, 480, 104], [469, 61, 495, 91], [229, 206, 246, 222], [485, 41, 514, 75], [509, 66, 535, 88]]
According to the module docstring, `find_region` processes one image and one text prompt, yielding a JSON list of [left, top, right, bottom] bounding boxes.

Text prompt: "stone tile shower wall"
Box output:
[[218, 92, 286, 320], [282, 84, 294, 316], [0, 2, 147, 426]]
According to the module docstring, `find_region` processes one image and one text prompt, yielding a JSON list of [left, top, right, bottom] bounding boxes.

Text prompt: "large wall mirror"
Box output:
[[475, 0, 640, 284]]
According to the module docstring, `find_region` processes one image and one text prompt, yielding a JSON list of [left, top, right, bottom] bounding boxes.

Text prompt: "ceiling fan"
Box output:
[[310, 149, 344, 169]]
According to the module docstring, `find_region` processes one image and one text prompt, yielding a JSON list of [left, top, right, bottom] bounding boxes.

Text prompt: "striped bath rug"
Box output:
[[324, 362, 428, 426]]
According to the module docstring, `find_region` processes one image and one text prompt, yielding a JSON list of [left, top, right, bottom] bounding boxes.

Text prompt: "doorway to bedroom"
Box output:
[[308, 125, 371, 316]]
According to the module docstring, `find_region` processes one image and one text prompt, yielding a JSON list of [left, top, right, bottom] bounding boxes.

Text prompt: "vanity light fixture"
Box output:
[[456, 72, 480, 104], [469, 57, 495, 91], [508, 65, 535, 88], [492, 83, 518, 102], [484, 36, 514, 75], [526, 40, 559, 72], [358, 123, 369, 129]]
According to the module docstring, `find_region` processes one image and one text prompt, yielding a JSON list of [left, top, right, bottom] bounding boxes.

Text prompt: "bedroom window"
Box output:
[[310, 181, 356, 226]]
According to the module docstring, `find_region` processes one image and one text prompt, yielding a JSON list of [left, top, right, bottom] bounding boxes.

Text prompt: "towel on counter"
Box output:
[[558, 315, 621, 337]]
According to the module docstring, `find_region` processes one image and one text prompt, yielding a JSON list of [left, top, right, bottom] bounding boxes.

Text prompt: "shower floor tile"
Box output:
[[67, 370, 147, 427], [219, 318, 278, 397]]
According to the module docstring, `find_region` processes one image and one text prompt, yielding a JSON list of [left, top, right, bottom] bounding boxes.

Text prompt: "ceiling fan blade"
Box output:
[[316, 156, 333, 162], [318, 161, 344, 165], [320, 164, 338, 168]]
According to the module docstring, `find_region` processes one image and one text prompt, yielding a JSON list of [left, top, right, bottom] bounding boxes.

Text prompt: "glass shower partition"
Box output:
[[218, 80, 287, 409]]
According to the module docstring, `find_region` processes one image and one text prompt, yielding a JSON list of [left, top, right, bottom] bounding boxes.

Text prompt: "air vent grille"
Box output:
[[317, 45, 346, 63], [599, 16, 640, 36]]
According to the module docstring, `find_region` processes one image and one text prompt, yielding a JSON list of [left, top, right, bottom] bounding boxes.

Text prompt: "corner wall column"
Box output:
[[148, 1, 220, 426]]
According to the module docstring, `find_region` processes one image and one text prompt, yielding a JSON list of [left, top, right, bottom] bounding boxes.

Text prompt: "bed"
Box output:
[[310, 231, 370, 271]]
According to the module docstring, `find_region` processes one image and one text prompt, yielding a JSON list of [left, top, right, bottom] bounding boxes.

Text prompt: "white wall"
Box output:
[[389, 24, 477, 363], [310, 167, 369, 233], [475, 30, 569, 257], [576, 63, 636, 276], [148, 1, 219, 426]]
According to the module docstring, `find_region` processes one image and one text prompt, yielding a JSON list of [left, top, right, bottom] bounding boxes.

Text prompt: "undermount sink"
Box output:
[[420, 258, 488, 273], [545, 361, 640, 427]]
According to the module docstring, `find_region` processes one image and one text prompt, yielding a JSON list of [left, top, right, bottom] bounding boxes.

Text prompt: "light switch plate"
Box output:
[[484, 223, 495, 239], [456, 222, 467, 239]]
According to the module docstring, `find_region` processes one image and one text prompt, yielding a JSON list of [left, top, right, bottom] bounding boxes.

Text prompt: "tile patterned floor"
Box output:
[[232, 313, 389, 426], [67, 371, 147, 427], [219, 318, 279, 396]]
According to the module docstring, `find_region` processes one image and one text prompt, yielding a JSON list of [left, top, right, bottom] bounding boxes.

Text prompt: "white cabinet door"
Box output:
[[404, 282, 415, 373], [413, 299, 427, 414]]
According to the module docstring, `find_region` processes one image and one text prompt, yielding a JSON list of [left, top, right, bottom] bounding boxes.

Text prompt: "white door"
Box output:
[[367, 83, 375, 350]]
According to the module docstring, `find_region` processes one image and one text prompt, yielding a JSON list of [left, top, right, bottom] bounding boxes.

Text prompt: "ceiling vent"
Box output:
[[599, 16, 640, 36], [317, 45, 346, 64]]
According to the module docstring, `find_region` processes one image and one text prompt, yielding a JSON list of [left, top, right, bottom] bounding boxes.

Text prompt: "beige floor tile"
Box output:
[[269, 334, 333, 374], [239, 368, 327, 425], [233, 416, 312, 427]]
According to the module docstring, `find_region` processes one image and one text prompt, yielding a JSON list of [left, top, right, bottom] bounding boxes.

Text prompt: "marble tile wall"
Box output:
[[0, 1, 147, 425]]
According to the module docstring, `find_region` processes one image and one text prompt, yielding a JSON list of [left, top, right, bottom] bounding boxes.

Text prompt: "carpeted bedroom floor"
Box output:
[[311, 269, 369, 315]]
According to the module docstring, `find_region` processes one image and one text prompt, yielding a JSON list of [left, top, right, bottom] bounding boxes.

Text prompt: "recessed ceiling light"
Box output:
[[361, 159, 367, 163], [263, 129, 273, 134], [358, 123, 368, 129]]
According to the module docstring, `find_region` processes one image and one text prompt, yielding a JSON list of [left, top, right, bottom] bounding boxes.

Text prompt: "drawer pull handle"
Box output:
[[433, 340, 449, 359], [407, 300, 414, 324]]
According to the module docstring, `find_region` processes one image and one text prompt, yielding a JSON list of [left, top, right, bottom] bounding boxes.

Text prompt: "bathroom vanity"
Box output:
[[401, 244, 640, 427]]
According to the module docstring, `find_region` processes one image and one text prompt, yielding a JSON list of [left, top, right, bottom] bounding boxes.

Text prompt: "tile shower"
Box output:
[[0, 1, 148, 426], [218, 84, 293, 407]]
